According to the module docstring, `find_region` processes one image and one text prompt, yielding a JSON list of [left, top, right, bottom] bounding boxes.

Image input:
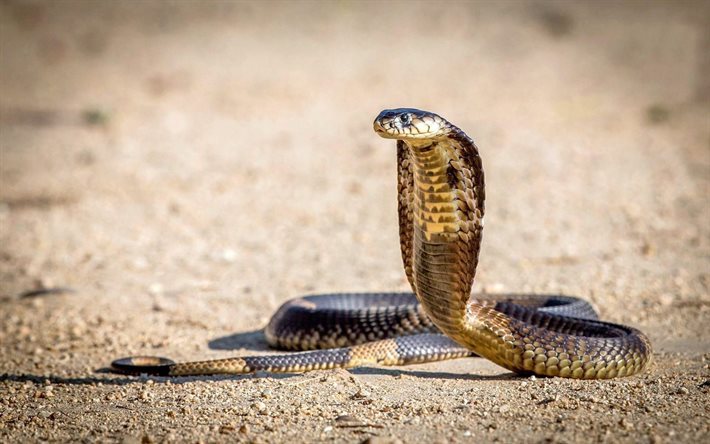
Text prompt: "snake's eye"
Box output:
[[399, 114, 411, 125]]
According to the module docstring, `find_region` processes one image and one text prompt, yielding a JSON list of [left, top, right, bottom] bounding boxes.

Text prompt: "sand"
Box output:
[[1, 1, 708, 442]]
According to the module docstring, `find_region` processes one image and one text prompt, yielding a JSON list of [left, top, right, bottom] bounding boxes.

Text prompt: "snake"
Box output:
[[111, 108, 652, 379]]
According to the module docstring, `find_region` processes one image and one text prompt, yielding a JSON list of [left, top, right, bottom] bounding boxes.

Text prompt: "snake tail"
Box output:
[[111, 334, 471, 376]]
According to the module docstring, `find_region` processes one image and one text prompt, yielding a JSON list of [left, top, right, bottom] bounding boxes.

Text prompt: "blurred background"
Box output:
[[1, 0, 708, 365], [1, 1, 709, 442]]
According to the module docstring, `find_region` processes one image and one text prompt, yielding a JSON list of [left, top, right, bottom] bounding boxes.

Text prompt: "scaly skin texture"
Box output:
[[111, 109, 651, 378], [111, 293, 601, 376], [375, 108, 652, 378]]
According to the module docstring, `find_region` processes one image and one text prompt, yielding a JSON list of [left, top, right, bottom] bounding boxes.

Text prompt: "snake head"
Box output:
[[374, 108, 450, 140]]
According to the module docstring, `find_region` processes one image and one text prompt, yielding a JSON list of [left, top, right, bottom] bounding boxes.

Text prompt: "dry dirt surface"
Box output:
[[1, 1, 709, 443]]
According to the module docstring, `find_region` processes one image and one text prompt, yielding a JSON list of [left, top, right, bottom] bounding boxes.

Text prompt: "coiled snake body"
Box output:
[[112, 108, 652, 379]]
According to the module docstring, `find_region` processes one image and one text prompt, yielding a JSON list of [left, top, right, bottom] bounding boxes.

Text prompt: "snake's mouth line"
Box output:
[[373, 121, 396, 138]]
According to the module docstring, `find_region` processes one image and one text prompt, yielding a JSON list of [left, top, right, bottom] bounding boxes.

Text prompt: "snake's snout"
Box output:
[[373, 119, 389, 137]]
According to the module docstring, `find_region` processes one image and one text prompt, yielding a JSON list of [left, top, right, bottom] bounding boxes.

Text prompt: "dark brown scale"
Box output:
[[265, 293, 436, 351], [446, 163, 459, 189]]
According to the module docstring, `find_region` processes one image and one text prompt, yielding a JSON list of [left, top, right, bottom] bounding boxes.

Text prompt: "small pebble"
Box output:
[[361, 437, 403, 444], [221, 249, 237, 263], [336, 414, 359, 423], [251, 401, 267, 413], [353, 388, 371, 399], [219, 424, 235, 434], [147, 283, 164, 296]]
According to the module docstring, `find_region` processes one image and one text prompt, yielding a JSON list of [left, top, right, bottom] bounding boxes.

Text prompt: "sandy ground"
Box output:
[[1, 1, 709, 443]]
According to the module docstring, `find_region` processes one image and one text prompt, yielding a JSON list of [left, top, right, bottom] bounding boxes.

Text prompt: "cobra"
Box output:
[[112, 108, 652, 379]]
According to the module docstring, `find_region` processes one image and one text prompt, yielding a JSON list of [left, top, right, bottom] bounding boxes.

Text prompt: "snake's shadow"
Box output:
[[208, 329, 270, 351]]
